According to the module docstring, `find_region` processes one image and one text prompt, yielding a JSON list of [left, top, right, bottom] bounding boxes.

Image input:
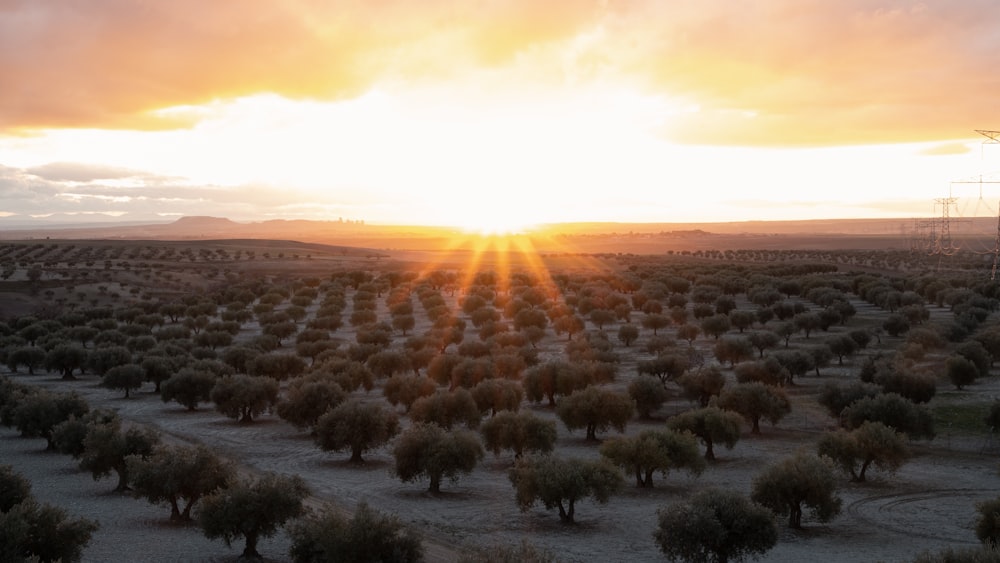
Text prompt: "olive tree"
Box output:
[[817, 421, 910, 482], [677, 367, 726, 408], [556, 386, 634, 441], [210, 374, 280, 423], [79, 421, 160, 492], [717, 382, 791, 434], [667, 407, 743, 461], [383, 373, 438, 412], [976, 497, 1000, 548], [287, 502, 424, 563], [470, 378, 524, 417], [654, 488, 778, 563], [523, 361, 589, 407], [392, 423, 483, 493], [479, 411, 557, 459], [599, 429, 705, 487], [314, 399, 400, 464], [127, 444, 235, 521], [750, 450, 841, 529], [51, 408, 119, 458], [12, 391, 89, 450], [160, 368, 216, 411], [199, 472, 309, 560], [276, 376, 346, 431], [409, 389, 481, 430], [508, 455, 623, 524], [628, 375, 670, 419], [100, 363, 146, 398], [841, 392, 935, 440], [0, 496, 98, 563]]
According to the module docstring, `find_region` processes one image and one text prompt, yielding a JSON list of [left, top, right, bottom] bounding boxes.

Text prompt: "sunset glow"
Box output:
[[2, 1, 1000, 227]]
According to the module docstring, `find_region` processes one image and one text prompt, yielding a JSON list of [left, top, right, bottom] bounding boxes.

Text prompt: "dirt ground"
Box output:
[[3, 269, 1000, 562], [4, 370, 998, 563]]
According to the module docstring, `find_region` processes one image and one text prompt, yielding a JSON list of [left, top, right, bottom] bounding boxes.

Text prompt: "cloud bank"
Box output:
[[3, 1, 999, 144]]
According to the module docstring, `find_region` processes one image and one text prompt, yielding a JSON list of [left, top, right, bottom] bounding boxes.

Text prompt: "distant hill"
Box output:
[[1, 214, 995, 254]]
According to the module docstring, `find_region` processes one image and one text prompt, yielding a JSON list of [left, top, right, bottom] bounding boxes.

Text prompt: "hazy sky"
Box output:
[[3, 0, 1000, 231]]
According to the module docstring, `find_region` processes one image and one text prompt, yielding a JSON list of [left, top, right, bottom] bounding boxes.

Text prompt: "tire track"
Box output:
[[846, 488, 986, 543]]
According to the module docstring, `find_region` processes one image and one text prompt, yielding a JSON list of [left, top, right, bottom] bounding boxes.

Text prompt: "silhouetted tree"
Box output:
[[508, 455, 623, 524], [199, 472, 308, 560], [599, 429, 704, 487], [654, 488, 778, 563], [751, 451, 841, 529], [314, 400, 400, 464], [556, 386, 634, 441], [288, 502, 424, 563], [392, 423, 483, 493], [127, 444, 235, 521]]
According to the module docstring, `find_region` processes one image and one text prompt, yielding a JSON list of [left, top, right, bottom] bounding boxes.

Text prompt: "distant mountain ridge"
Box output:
[[1, 214, 994, 254]]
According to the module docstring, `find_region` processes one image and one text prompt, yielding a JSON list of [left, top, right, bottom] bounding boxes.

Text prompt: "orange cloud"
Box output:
[[2, 1, 998, 145], [609, 0, 1000, 144], [0, 0, 601, 131]]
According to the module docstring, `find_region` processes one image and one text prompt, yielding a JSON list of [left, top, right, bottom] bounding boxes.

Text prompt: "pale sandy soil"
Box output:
[[5, 369, 998, 563], [3, 294, 1000, 562]]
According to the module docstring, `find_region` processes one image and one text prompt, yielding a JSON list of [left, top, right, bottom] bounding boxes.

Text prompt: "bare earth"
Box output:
[[2, 250, 999, 562], [4, 338, 1000, 561]]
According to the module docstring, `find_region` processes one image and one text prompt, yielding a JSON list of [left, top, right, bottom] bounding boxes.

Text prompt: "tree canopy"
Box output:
[[654, 488, 778, 563], [199, 472, 309, 560], [751, 451, 842, 529], [508, 455, 623, 524]]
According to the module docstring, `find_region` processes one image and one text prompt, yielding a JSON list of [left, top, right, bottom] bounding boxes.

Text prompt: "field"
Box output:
[[1, 236, 1000, 562]]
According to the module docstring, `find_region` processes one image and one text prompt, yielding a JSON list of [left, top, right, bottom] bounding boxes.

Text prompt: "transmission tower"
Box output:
[[933, 197, 959, 255]]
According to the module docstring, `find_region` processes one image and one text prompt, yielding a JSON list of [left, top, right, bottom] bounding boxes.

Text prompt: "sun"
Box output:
[[457, 217, 537, 236]]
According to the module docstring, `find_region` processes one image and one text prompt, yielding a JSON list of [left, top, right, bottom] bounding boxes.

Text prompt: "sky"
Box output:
[[3, 0, 1000, 232]]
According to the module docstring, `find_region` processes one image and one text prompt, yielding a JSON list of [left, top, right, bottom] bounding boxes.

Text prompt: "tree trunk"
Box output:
[[242, 532, 261, 560], [634, 466, 645, 487], [704, 438, 716, 461], [585, 424, 597, 441], [751, 417, 761, 434], [114, 468, 130, 492], [62, 370, 77, 381], [643, 468, 655, 487], [349, 447, 364, 464], [240, 408, 253, 424], [428, 473, 441, 494], [857, 458, 873, 482], [181, 497, 197, 521], [169, 498, 182, 522], [788, 504, 802, 529], [557, 500, 575, 523]]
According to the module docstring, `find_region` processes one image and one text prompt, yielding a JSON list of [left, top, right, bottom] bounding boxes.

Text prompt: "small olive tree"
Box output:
[[314, 399, 400, 464], [816, 421, 910, 482], [751, 450, 842, 529], [79, 421, 160, 492], [210, 374, 280, 423], [199, 472, 309, 560], [287, 502, 424, 563], [654, 488, 778, 563], [479, 411, 557, 459], [667, 406, 743, 461], [508, 455, 623, 524], [717, 382, 790, 434], [392, 423, 483, 493], [556, 386, 634, 441], [127, 444, 235, 522], [599, 429, 705, 488]]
